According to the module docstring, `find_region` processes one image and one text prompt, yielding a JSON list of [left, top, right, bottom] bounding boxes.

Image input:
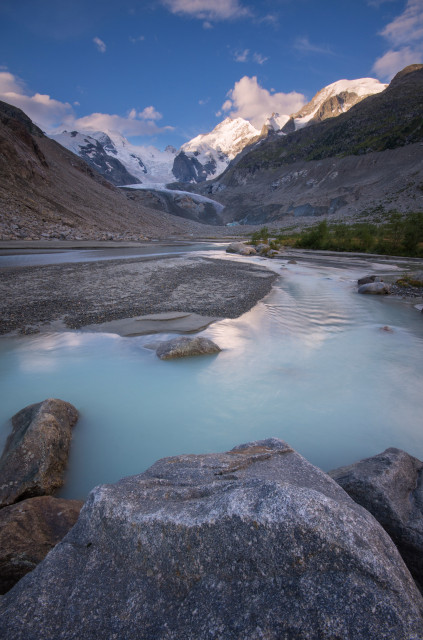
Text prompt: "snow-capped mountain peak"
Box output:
[[284, 77, 388, 131]]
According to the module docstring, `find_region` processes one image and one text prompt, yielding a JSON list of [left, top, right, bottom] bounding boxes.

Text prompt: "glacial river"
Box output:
[[1, 248, 422, 500]]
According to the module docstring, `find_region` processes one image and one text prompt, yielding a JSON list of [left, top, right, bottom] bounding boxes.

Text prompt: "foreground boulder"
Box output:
[[0, 496, 83, 594], [1, 439, 422, 639], [226, 242, 257, 255], [0, 399, 79, 507], [156, 336, 221, 360], [329, 448, 423, 592], [358, 282, 390, 295]]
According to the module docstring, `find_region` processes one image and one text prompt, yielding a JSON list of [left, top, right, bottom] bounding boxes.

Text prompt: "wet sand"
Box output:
[[0, 250, 277, 336]]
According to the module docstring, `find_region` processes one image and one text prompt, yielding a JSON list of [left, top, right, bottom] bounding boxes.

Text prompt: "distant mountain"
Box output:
[[51, 76, 388, 188], [51, 117, 260, 187], [0, 101, 225, 240], [196, 65, 423, 226]]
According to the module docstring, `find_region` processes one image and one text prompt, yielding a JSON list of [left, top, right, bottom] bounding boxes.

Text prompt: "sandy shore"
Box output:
[[0, 252, 277, 336]]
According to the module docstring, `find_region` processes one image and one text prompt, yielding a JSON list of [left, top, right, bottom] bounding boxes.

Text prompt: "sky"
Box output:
[[0, 0, 422, 150]]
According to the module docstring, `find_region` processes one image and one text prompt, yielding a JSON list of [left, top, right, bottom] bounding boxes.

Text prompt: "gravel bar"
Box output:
[[0, 255, 277, 335]]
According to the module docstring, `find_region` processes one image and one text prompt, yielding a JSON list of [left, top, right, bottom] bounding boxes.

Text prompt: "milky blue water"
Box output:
[[1, 256, 422, 499]]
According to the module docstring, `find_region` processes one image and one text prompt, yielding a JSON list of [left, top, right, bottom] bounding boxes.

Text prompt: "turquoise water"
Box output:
[[1, 258, 422, 499]]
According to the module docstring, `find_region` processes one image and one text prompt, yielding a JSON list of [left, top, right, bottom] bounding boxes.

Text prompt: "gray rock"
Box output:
[[226, 242, 257, 255], [156, 336, 221, 360], [0, 496, 83, 594], [358, 282, 391, 294], [329, 447, 423, 592], [0, 399, 79, 508], [357, 275, 383, 285], [1, 439, 422, 639]]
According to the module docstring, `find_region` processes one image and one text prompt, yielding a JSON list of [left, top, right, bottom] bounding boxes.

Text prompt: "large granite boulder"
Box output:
[[329, 448, 423, 592], [358, 282, 390, 295], [1, 439, 422, 639], [0, 496, 83, 594], [156, 336, 221, 360], [0, 399, 79, 507]]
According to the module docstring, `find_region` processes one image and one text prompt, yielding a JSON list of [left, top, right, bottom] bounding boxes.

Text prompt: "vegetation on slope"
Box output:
[[250, 211, 423, 258]]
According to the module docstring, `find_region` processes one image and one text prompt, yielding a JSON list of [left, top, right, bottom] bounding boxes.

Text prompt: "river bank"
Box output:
[[0, 251, 277, 336]]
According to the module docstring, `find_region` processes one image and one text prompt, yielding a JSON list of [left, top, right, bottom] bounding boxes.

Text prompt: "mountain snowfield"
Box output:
[[50, 76, 388, 188]]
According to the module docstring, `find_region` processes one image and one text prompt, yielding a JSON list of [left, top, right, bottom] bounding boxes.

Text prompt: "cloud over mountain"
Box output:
[[220, 76, 306, 129], [373, 0, 423, 79]]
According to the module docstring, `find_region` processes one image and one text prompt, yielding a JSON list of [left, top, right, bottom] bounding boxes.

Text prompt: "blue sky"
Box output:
[[0, 0, 422, 149]]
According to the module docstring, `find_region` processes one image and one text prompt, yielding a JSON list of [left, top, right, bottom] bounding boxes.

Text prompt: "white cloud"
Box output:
[[0, 71, 173, 138], [138, 106, 163, 120], [294, 36, 334, 56], [73, 110, 172, 137], [233, 49, 268, 64], [0, 71, 73, 130], [221, 76, 306, 128], [234, 48, 249, 62], [129, 35, 145, 43], [253, 52, 268, 65], [161, 0, 252, 21], [373, 0, 423, 80], [93, 36, 106, 53]]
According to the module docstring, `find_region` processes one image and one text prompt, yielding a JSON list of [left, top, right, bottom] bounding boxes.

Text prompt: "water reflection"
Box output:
[[0, 260, 422, 499]]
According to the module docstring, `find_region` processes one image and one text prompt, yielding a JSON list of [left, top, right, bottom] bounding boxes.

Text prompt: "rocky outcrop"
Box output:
[[1, 439, 422, 639], [329, 448, 423, 592], [358, 282, 390, 294], [156, 336, 221, 360], [0, 399, 79, 507], [0, 496, 83, 594], [226, 242, 257, 255]]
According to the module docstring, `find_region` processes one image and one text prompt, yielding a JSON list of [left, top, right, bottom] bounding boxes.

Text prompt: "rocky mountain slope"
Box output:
[[0, 101, 232, 240], [50, 75, 384, 189], [198, 65, 423, 226]]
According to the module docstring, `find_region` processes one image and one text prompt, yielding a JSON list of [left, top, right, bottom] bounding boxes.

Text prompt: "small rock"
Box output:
[[0, 399, 79, 508], [380, 325, 393, 332], [156, 336, 221, 360], [0, 496, 83, 594], [288, 259, 297, 264], [358, 282, 390, 295]]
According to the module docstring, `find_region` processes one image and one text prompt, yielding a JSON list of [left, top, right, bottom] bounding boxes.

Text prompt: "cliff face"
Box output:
[[1, 438, 422, 639]]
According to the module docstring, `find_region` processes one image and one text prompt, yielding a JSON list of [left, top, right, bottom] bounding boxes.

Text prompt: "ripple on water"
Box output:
[[0, 261, 422, 499]]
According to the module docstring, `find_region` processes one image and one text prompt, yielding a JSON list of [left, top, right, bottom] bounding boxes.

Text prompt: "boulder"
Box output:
[[358, 282, 390, 295], [0, 496, 83, 594], [226, 242, 257, 256], [1, 439, 422, 639], [156, 336, 221, 360], [0, 399, 79, 508], [329, 448, 423, 592]]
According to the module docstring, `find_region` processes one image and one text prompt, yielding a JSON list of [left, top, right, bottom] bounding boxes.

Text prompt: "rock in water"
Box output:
[[226, 242, 257, 255], [358, 282, 391, 294], [329, 448, 423, 592], [1, 439, 422, 639], [0, 399, 79, 507], [0, 496, 83, 594], [156, 336, 221, 360]]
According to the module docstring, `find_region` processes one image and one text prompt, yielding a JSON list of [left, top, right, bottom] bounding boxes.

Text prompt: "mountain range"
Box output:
[[1, 64, 422, 239], [50, 75, 387, 188]]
